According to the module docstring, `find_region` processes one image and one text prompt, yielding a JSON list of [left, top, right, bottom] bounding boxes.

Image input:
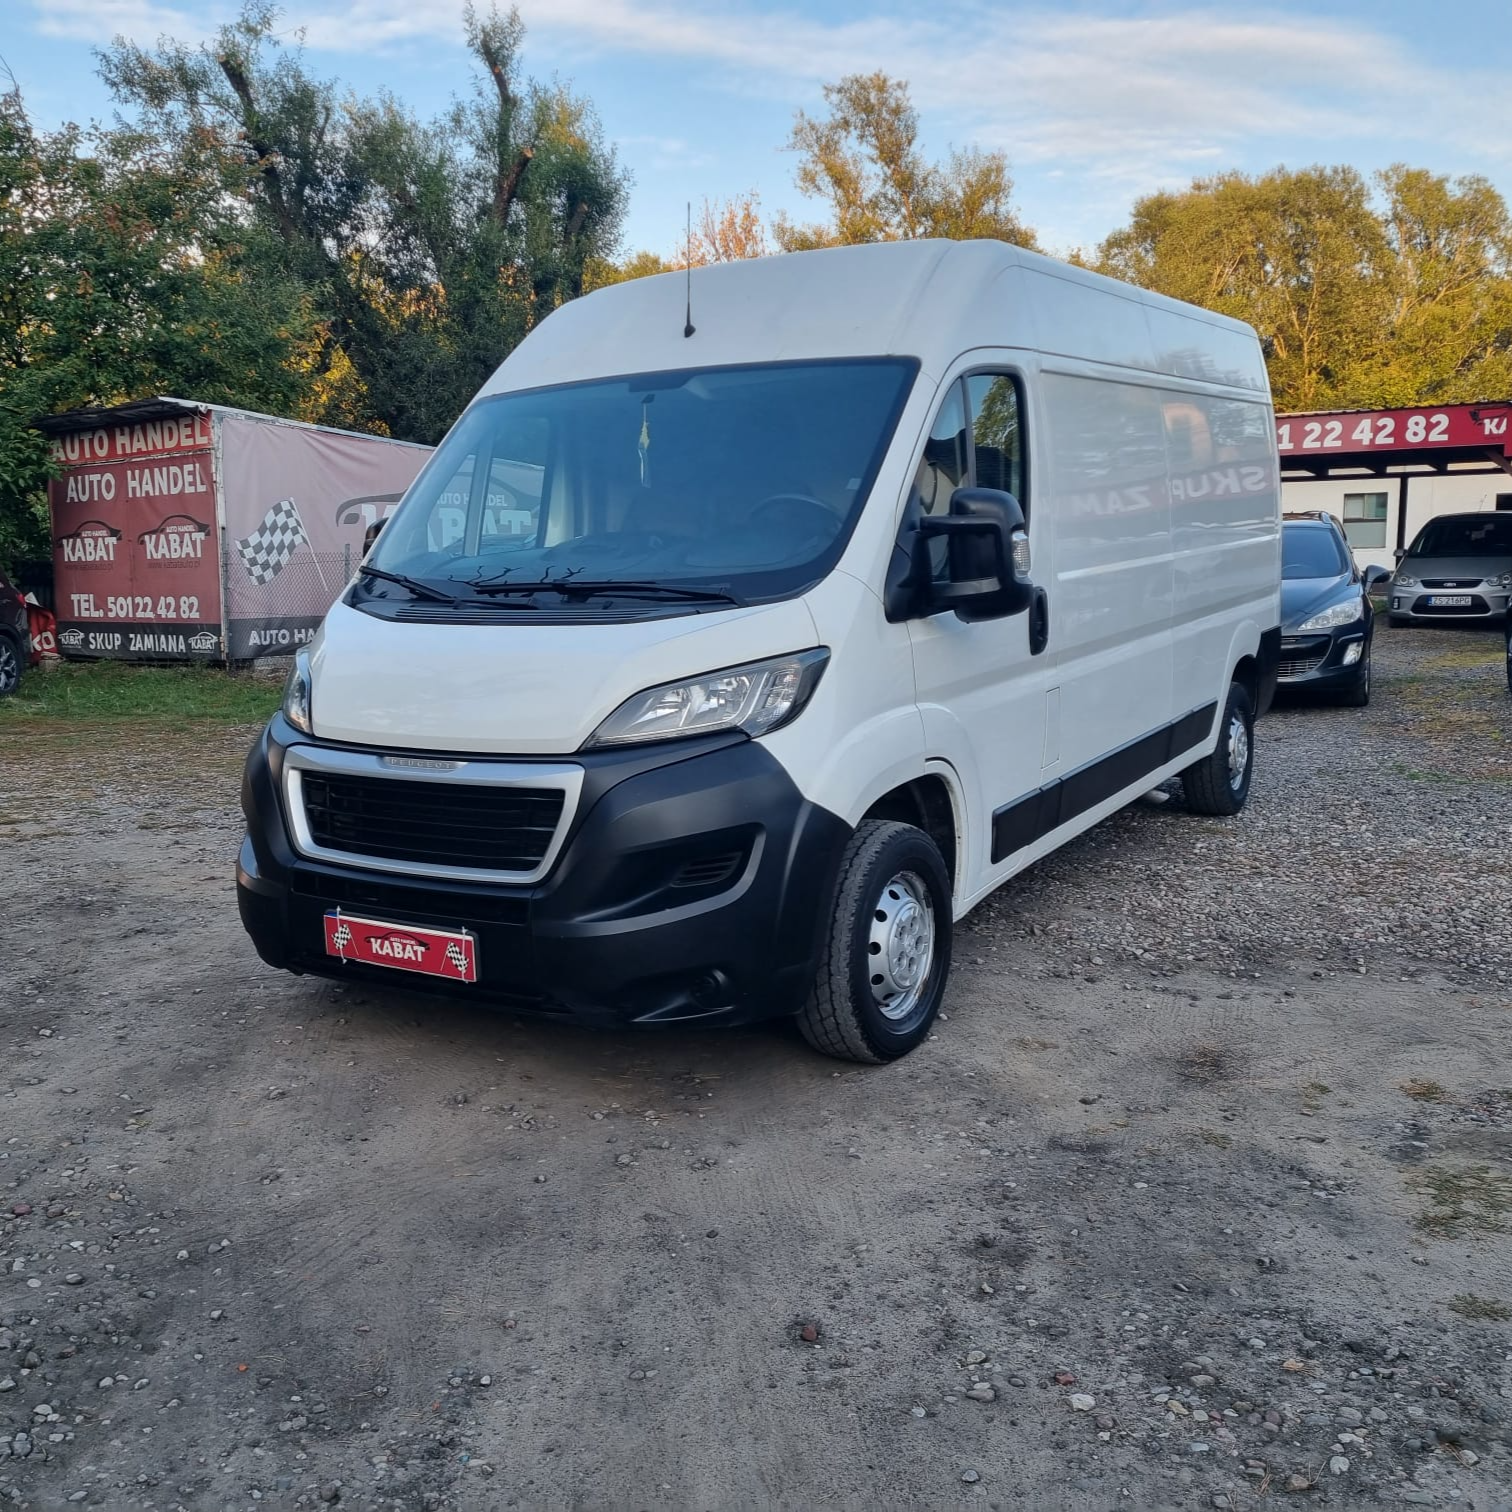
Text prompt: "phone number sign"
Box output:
[[48, 448, 223, 660], [1277, 403, 1512, 457]]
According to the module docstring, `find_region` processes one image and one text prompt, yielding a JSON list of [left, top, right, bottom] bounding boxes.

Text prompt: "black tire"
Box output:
[[0, 634, 21, 698], [1181, 681, 1254, 816], [1336, 648, 1371, 707], [1387, 614, 1409, 629], [796, 819, 953, 1064]]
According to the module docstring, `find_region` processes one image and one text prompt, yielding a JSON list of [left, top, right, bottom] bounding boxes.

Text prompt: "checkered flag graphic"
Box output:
[[444, 941, 470, 975], [235, 498, 313, 587], [331, 921, 353, 951]]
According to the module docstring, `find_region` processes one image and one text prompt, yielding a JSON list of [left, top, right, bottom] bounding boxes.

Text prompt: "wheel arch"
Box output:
[[857, 771, 960, 895]]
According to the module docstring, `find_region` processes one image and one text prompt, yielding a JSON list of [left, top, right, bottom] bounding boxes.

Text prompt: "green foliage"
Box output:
[[0, 81, 315, 572], [774, 74, 1037, 253], [1097, 165, 1512, 412], [98, 1, 629, 445]]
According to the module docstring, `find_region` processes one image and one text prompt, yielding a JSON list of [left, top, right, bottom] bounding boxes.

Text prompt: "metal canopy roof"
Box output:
[[1275, 400, 1512, 481], [33, 396, 202, 437]]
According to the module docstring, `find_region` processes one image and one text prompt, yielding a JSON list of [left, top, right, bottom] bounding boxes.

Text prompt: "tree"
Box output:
[[0, 83, 315, 572], [1370, 166, 1512, 406], [1098, 166, 1386, 412], [774, 74, 1036, 252], [97, 1, 629, 445], [1097, 165, 1512, 411]]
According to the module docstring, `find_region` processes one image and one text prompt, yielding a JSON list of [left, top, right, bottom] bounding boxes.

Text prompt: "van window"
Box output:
[[366, 359, 917, 607], [914, 383, 968, 581], [966, 374, 1026, 509], [915, 383, 967, 517]]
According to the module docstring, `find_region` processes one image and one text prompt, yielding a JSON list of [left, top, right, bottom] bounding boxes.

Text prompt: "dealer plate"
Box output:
[[1426, 595, 1473, 607], [323, 912, 477, 982]]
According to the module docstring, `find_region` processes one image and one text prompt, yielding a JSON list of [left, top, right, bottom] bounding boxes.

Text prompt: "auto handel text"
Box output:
[[58, 458, 212, 505]]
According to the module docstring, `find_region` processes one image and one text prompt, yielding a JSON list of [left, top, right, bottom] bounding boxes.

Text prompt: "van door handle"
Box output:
[[1029, 587, 1050, 656]]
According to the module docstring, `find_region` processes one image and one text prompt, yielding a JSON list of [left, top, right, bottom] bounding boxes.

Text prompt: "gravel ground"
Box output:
[[2, 624, 1511, 1512]]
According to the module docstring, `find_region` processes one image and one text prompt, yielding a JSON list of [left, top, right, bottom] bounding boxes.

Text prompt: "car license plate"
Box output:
[[1427, 595, 1472, 607], [323, 912, 477, 982]]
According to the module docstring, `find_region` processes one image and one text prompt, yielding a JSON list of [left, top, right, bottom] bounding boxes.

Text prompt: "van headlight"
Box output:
[[282, 650, 314, 735], [587, 650, 829, 748], [1298, 600, 1363, 632]]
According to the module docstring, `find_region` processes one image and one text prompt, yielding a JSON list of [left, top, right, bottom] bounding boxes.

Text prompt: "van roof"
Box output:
[[485, 239, 1269, 400]]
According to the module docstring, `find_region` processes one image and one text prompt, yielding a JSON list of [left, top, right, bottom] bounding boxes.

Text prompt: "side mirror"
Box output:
[[1362, 565, 1390, 593], [362, 518, 387, 557], [918, 487, 1034, 622], [1393, 548, 1405, 563]]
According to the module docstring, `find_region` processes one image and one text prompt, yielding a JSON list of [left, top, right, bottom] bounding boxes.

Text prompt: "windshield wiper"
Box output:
[[468, 578, 746, 606], [357, 564, 461, 605]]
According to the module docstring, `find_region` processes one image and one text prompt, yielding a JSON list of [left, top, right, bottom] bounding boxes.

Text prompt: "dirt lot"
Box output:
[[3, 627, 1511, 1512]]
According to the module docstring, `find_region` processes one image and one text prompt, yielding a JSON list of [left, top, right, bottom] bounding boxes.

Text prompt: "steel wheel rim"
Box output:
[[1227, 712, 1250, 791], [0, 642, 16, 694], [867, 870, 936, 1022]]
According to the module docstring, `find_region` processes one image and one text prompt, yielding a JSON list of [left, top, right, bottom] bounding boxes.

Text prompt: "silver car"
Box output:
[[1389, 512, 1512, 625]]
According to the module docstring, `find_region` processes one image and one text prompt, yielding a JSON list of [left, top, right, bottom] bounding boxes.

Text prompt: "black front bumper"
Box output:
[[1276, 624, 1369, 692], [237, 717, 850, 1027]]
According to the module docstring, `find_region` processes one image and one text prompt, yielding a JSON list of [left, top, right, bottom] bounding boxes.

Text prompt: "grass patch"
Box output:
[[1401, 1078, 1450, 1103], [1407, 1163, 1512, 1240], [1447, 1294, 1512, 1321], [1198, 1129, 1232, 1149], [1176, 1042, 1237, 1085], [1, 661, 281, 722]]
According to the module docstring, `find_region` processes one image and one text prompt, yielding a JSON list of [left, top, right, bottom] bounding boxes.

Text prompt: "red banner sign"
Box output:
[[48, 412, 213, 467], [1276, 403, 1512, 457], [49, 445, 223, 660]]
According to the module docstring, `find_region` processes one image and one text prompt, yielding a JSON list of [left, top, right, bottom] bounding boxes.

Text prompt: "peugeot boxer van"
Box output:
[[237, 240, 1281, 1062]]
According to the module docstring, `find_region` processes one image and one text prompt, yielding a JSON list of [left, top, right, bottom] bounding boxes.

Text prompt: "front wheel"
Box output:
[[797, 819, 953, 1063], [1336, 647, 1371, 707], [1181, 681, 1254, 816]]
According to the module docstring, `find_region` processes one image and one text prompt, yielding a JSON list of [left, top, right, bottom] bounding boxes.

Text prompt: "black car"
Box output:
[[0, 566, 27, 697], [1278, 515, 1389, 706]]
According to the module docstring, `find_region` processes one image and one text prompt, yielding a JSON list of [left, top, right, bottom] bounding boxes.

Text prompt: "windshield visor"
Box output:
[[365, 359, 917, 604]]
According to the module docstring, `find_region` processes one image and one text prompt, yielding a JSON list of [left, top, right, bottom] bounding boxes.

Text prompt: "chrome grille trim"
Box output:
[[282, 744, 583, 885]]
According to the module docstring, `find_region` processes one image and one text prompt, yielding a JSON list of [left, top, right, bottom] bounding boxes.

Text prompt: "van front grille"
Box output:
[[302, 773, 564, 873]]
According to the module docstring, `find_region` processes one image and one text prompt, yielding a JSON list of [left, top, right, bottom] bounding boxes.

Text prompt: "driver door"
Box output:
[[906, 364, 1054, 895]]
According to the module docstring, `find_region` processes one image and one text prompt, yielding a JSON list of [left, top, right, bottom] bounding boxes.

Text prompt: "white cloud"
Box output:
[[30, 0, 215, 45]]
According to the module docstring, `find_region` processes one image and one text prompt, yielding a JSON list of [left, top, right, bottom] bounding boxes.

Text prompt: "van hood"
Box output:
[[307, 596, 821, 755]]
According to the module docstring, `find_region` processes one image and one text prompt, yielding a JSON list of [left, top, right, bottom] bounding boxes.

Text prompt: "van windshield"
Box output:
[[363, 359, 916, 607]]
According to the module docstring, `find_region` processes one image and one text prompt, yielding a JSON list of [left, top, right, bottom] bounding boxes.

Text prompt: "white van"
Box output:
[[237, 240, 1281, 1062]]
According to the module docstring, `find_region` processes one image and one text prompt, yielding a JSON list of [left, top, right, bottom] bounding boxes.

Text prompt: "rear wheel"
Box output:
[[0, 635, 21, 697], [1181, 681, 1254, 816], [797, 819, 953, 1064]]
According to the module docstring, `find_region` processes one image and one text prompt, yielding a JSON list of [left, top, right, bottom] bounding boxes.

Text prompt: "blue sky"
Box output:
[[7, 0, 1512, 259]]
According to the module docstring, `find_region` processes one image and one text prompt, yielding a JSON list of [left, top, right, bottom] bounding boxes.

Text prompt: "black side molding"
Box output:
[[1256, 625, 1281, 717], [991, 700, 1218, 864]]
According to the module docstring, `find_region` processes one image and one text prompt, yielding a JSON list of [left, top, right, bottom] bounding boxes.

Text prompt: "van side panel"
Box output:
[[1164, 391, 1281, 716], [1040, 368, 1175, 777]]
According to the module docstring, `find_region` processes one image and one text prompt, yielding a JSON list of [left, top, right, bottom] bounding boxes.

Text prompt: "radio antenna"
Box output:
[[683, 200, 696, 339]]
